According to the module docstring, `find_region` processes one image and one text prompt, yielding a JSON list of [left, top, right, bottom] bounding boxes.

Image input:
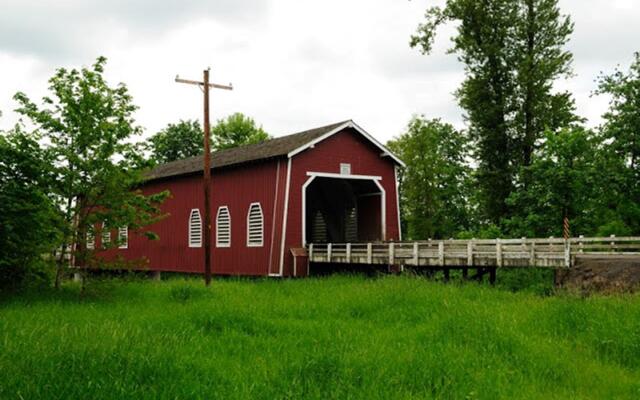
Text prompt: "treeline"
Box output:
[[0, 58, 269, 291], [389, 0, 639, 240]]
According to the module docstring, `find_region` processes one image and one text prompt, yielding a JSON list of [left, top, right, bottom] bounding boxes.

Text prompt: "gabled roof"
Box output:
[[145, 119, 403, 182]]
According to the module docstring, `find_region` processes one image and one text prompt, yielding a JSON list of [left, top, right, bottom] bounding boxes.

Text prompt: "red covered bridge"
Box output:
[[96, 120, 404, 277]]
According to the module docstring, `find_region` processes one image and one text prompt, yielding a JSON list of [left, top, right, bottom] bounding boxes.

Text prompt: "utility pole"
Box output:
[[175, 69, 233, 286]]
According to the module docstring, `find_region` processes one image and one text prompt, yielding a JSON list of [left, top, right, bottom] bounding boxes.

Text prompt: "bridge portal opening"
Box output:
[[303, 176, 383, 245]]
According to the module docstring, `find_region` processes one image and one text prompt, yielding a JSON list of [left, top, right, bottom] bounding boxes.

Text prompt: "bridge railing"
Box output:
[[307, 236, 640, 269]]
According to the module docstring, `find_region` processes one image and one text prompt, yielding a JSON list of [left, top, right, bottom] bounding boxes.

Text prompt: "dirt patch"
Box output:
[[556, 255, 640, 294]]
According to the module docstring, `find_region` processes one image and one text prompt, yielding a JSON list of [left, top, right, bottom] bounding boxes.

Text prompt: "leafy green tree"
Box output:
[[411, 0, 577, 224], [504, 128, 600, 237], [0, 126, 61, 291], [149, 119, 203, 163], [595, 52, 640, 234], [13, 57, 169, 289], [387, 117, 472, 239], [211, 113, 270, 151]]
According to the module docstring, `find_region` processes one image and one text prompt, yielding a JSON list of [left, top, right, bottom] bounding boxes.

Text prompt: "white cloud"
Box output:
[[0, 0, 638, 143]]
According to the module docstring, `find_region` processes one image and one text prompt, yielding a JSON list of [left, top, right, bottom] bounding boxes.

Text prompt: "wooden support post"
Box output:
[[327, 243, 332, 263], [462, 268, 468, 280], [388, 242, 395, 265], [489, 267, 496, 285], [413, 242, 419, 266], [152, 271, 162, 281], [496, 239, 502, 267], [346, 243, 351, 263], [309, 243, 314, 260], [438, 241, 444, 266], [467, 240, 474, 266], [443, 268, 450, 282], [367, 243, 372, 264]]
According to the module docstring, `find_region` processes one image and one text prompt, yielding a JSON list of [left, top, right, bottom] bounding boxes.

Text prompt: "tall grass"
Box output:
[[1, 275, 639, 399]]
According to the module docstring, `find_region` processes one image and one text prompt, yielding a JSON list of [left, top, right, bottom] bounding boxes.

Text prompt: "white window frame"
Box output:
[[101, 223, 111, 248], [246, 202, 264, 247], [86, 229, 95, 250], [216, 206, 231, 248], [118, 227, 128, 249], [188, 208, 203, 248], [340, 163, 351, 175]]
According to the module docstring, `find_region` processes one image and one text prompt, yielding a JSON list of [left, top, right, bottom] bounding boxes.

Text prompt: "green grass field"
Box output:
[[1, 274, 640, 399]]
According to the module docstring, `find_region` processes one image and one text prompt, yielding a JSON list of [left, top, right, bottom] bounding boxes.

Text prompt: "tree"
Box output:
[[13, 57, 169, 289], [387, 117, 472, 239], [211, 113, 270, 151], [149, 119, 203, 163], [0, 126, 61, 291], [411, 0, 577, 224], [594, 52, 640, 234], [504, 127, 600, 237]]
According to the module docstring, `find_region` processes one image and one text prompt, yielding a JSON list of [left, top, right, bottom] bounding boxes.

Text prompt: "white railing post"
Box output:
[[579, 235, 584, 253], [367, 243, 372, 264], [309, 243, 314, 260], [530, 241, 536, 266], [564, 239, 571, 268], [389, 242, 395, 265], [413, 242, 419, 266], [610, 234, 616, 252], [467, 240, 474, 266], [327, 243, 332, 262], [496, 238, 503, 267], [346, 243, 351, 263], [438, 241, 444, 266]]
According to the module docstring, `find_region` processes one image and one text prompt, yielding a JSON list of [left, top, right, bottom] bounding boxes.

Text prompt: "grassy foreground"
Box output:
[[1, 275, 640, 399]]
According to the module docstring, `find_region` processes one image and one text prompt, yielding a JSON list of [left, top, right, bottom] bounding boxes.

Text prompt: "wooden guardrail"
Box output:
[[307, 236, 640, 269]]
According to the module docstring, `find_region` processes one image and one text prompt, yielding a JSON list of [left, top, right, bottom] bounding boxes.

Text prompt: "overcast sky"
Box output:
[[0, 0, 638, 143]]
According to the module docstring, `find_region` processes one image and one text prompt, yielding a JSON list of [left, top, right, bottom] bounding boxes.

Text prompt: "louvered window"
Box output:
[[216, 206, 231, 248], [86, 229, 95, 250], [189, 209, 202, 248], [118, 227, 128, 249], [345, 206, 357, 242], [246, 203, 264, 247], [312, 211, 327, 243], [101, 223, 111, 248]]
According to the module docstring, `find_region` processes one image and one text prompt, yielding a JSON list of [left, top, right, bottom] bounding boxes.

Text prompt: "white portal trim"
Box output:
[[374, 179, 387, 240], [287, 120, 406, 167], [301, 174, 317, 246], [278, 158, 292, 276], [301, 173, 386, 245], [394, 165, 402, 241], [306, 171, 382, 181]]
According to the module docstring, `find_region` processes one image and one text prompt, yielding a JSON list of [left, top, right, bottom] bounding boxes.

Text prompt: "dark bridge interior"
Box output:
[[305, 177, 382, 244]]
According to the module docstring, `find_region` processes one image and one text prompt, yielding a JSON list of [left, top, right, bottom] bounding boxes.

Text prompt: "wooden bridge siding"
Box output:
[[308, 237, 640, 269]]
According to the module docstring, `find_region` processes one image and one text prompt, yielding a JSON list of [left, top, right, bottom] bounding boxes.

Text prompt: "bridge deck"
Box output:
[[307, 237, 640, 269]]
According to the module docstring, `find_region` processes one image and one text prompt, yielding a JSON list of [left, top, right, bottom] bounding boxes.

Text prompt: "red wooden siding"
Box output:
[[97, 126, 400, 277], [282, 127, 400, 276]]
